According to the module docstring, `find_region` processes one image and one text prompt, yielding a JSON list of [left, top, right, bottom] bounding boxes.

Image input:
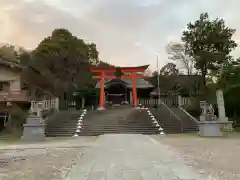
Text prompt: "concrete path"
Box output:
[[65, 134, 203, 180]]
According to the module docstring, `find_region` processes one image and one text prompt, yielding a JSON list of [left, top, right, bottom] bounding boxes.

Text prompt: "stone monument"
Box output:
[[198, 101, 233, 137], [22, 102, 46, 141], [216, 89, 232, 130], [199, 101, 208, 122]]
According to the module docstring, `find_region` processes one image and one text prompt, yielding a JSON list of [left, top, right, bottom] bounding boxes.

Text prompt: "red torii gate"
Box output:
[[90, 65, 149, 109]]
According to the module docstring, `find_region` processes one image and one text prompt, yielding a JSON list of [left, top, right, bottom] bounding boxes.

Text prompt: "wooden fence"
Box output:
[[138, 96, 192, 107], [30, 98, 59, 113]]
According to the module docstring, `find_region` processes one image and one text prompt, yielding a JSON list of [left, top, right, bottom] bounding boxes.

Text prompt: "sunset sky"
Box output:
[[1, 0, 240, 70]]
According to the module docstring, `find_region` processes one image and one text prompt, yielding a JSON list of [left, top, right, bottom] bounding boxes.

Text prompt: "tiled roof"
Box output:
[[0, 58, 25, 69], [95, 78, 153, 89]]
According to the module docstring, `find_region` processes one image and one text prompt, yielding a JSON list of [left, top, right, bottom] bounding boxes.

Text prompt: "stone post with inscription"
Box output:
[[199, 101, 208, 122], [216, 89, 232, 130]]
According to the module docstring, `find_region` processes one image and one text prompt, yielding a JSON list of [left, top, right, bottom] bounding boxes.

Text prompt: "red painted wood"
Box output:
[[90, 65, 149, 107], [131, 73, 138, 106], [99, 72, 105, 108]]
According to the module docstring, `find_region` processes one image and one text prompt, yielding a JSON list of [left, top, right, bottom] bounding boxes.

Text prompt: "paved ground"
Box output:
[[65, 134, 203, 180]]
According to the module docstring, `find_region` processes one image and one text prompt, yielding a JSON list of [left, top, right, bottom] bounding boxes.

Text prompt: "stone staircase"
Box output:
[[169, 107, 199, 133], [149, 103, 199, 134], [45, 104, 199, 137], [79, 107, 161, 136], [150, 108, 183, 134], [45, 110, 83, 137], [45, 107, 161, 137]]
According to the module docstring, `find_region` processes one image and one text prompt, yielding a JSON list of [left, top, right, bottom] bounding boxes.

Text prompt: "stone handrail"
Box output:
[[160, 101, 184, 132]]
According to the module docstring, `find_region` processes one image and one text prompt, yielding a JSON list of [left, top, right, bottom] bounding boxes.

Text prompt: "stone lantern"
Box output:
[[22, 102, 45, 141]]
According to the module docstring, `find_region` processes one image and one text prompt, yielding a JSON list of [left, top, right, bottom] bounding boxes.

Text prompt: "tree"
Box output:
[[159, 62, 179, 76], [144, 68, 152, 77], [0, 44, 19, 62], [182, 13, 237, 88], [166, 42, 194, 75], [152, 71, 159, 77], [217, 57, 240, 88], [24, 28, 99, 101]]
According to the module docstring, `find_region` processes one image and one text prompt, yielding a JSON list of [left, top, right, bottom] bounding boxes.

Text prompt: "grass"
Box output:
[[0, 134, 21, 144]]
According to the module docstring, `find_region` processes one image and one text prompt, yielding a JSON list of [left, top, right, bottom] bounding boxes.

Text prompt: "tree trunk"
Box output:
[[201, 69, 207, 90]]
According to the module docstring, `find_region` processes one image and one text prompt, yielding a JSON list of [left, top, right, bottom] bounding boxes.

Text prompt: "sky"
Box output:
[[1, 0, 240, 71]]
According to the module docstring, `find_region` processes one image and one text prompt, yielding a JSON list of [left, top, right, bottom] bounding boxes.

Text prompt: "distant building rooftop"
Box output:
[[95, 78, 153, 89]]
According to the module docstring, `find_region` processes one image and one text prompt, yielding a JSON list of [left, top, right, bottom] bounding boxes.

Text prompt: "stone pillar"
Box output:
[[55, 97, 59, 111], [216, 89, 232, 130], [216, 89, 227, 121], [81, 97, 85, 109], [178, 95, 182, 107], [36, 102, 43, 117], [129, 91, 133, 104], [200, 101, 208, 122]]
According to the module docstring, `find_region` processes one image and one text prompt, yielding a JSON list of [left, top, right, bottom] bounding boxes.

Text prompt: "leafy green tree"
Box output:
[[0, 44, 19, 62], [182, 13, 237, 88], [159, 62, 179, 76], [24, 28, 99, 101]]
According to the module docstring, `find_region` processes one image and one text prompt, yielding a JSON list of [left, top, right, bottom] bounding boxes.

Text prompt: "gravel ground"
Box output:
[[0, 147, 88, 180], [154, 134, 240, 180], [0, 136, 99, 180], [1, 134, 240, 180]]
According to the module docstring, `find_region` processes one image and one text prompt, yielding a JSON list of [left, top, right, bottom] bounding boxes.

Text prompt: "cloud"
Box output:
[[0, 0, 240, 70]]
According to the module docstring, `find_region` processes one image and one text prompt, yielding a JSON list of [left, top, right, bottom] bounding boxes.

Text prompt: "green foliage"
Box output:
[[224, 85, 240, 117], [217, 59, 240, 88], [182, 12, 237, 87], [0, 45, 19, 62], [74, 87, 99, 98], [24, 28, 100, 98], [115, 67, 123, 77], [160, 62, 179, 76], [5, 104, 28, 134], [183, 99, 201, 118]]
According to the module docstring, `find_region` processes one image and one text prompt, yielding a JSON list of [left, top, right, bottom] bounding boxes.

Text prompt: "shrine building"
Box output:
[[90, 65, 154, 109]]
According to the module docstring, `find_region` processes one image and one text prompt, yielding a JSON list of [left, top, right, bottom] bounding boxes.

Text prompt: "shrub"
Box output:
[[182, 100, 201, 118], [5, 104, 28, 134]]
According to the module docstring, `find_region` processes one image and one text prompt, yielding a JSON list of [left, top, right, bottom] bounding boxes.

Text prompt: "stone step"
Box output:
[[46, 131, 161, 137], [46, 124, 156, 129], [46, 126, 161, 131], [46, 129, 161, 135]]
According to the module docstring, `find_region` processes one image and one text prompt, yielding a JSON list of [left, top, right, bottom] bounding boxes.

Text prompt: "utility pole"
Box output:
[[156, 54, 161, 105]]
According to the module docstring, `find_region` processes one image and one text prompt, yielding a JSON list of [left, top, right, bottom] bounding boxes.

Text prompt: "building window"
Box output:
[[0, 81, 10, 92]]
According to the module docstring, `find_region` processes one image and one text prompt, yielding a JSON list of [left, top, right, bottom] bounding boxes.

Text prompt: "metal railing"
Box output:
[[160, 100, 184, 132]]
